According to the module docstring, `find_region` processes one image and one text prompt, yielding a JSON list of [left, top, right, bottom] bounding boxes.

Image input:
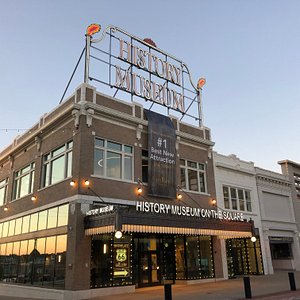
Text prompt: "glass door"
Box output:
[[140, 251, 161, 286]]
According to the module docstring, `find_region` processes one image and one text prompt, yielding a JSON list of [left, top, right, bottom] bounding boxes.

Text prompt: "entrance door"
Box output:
[[140, 251, 161, 287], [232, 246, 246, 275]]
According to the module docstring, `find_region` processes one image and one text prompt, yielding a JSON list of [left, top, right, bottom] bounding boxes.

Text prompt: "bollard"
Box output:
[[243, 276, 252, 298], [288, 272, 296, 291], [164, 283, 172, 300]]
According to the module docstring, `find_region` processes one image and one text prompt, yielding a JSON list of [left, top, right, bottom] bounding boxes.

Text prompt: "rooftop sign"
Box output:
[[84, 24, 205, 126]]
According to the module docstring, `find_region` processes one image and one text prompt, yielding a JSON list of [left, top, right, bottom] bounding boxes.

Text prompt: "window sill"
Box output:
[[10, 193, 35, 203], [181, 189, 211, 197], [38, 176, 72, 192], [91, 174, 134, 184]]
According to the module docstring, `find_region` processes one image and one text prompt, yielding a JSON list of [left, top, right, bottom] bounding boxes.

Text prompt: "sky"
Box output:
[[1, 0, 300, 172]]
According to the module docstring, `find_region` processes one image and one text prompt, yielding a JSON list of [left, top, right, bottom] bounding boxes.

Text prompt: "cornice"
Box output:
[[215, 162, 255, 176], [82, 102, 215, 147]]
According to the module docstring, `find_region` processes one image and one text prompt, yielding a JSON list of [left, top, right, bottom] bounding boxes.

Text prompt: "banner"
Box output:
[[145, 110, 177, 198]]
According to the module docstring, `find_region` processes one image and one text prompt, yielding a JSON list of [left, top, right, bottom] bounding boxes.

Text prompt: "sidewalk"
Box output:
[[0, 271, 299, 300], [93, 271, 300, 300]]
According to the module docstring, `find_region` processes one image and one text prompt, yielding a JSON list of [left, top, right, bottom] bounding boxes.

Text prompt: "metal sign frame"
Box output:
[[84, 24, 205, 126]]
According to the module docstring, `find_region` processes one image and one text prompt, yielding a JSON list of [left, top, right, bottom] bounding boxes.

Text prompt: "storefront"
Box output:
[[226, 238, 264, 278], [85, 204, 254, 288], [269, 236, 295, 270]]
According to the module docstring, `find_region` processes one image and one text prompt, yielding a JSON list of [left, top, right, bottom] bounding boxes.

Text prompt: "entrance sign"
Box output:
[[86, 205, 114, 216], [145, 110, 177, 198], [84, 24, 205, 126], [136, 201, 245, 222]]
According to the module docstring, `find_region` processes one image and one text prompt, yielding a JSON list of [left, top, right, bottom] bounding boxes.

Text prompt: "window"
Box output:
[[94, 138, 133, 181], [0, 234, 67, 287], [270, 243, 293, 259], [180, 159, 206, 193], [142, 150, 148, 183], [293, 173, 300, 193], [222, 186, 252, 212], [0, 204, 68, 238], [223, 186, 230, 209], [42, 141, 73, 187], [0, 178, 8, 206], [13, 163, 35, 200]]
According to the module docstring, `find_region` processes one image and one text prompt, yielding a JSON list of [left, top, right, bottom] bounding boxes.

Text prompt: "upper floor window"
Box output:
[[13, 163, 35, 200], [223, 186, 252, 212], [142, 149, 149, 183], [293, 173, 300, 196], [0, 178, 8, 206], [94, 138, 133, 181], [42, 141, 73, 187], [180, 159, 206, 193]]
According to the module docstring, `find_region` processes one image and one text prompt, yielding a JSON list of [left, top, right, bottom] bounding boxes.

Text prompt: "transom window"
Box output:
[[94, 138, 133, 181], [42, 141, 73, 187], [223, 186, 252, 212], [13, 163, 35, 200], [180, 159, 206, 193], [0, 178, 8, 206]]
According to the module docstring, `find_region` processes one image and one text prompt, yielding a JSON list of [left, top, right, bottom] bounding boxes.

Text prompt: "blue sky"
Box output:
[[1, 0, 300, 172]]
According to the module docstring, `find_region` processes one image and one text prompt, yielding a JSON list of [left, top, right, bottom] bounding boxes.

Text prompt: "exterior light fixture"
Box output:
[[177, 193, 182, 200], [251, 236, 257, 243], [197, 78, 206, 89], [84, 179, 90, 186], [70, 180, 76, 187], [31, 196, 37, 201], [211, 198, 217, 206], [137, 187, 142, 195], [115, 231, 122, 239], [3, 206, 8, 212]]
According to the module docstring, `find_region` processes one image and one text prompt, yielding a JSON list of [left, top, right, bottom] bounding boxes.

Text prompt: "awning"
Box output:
[[84, 206, 253, 239]]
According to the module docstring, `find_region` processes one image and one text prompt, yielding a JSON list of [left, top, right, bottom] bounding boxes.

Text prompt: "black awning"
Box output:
[[84, 205, 253, 238]]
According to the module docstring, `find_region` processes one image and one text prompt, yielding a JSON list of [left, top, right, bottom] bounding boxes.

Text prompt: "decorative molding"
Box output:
[[136, 124, 143, 141], [35, 135, 42, 152], [86, 108, 94, 127]]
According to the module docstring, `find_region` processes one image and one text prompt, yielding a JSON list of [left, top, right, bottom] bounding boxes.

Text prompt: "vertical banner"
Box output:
[[145, 110, 177, 198]]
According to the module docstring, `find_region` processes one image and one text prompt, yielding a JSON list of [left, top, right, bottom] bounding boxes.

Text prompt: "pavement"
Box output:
[[0, 271, 300, 300]]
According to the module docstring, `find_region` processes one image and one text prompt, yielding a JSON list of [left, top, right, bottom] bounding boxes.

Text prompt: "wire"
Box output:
[[0, 129, 28, 132], [59, 47, 85, 104], [177, 185, 206, 209]]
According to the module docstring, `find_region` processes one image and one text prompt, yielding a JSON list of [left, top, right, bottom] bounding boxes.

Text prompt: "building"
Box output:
[[0, 25, 254, 299], [278, 160, 300, 236], [255, 167, 300, 273], [213, 152, 300, 276], [213, 152, 265, 278]]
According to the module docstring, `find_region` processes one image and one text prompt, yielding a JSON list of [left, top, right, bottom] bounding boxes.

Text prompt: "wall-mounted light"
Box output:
[[137, 187, 142, 195], [84, 179, 90, 186], [115, 231, 122, 239], [3, 206, 8, 212], [177, 193, 182, 200], [70, 180, 76, 187], [251, 236, 257, 243], [211, 198, 217, 206], [31, 195, 37, 201]]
